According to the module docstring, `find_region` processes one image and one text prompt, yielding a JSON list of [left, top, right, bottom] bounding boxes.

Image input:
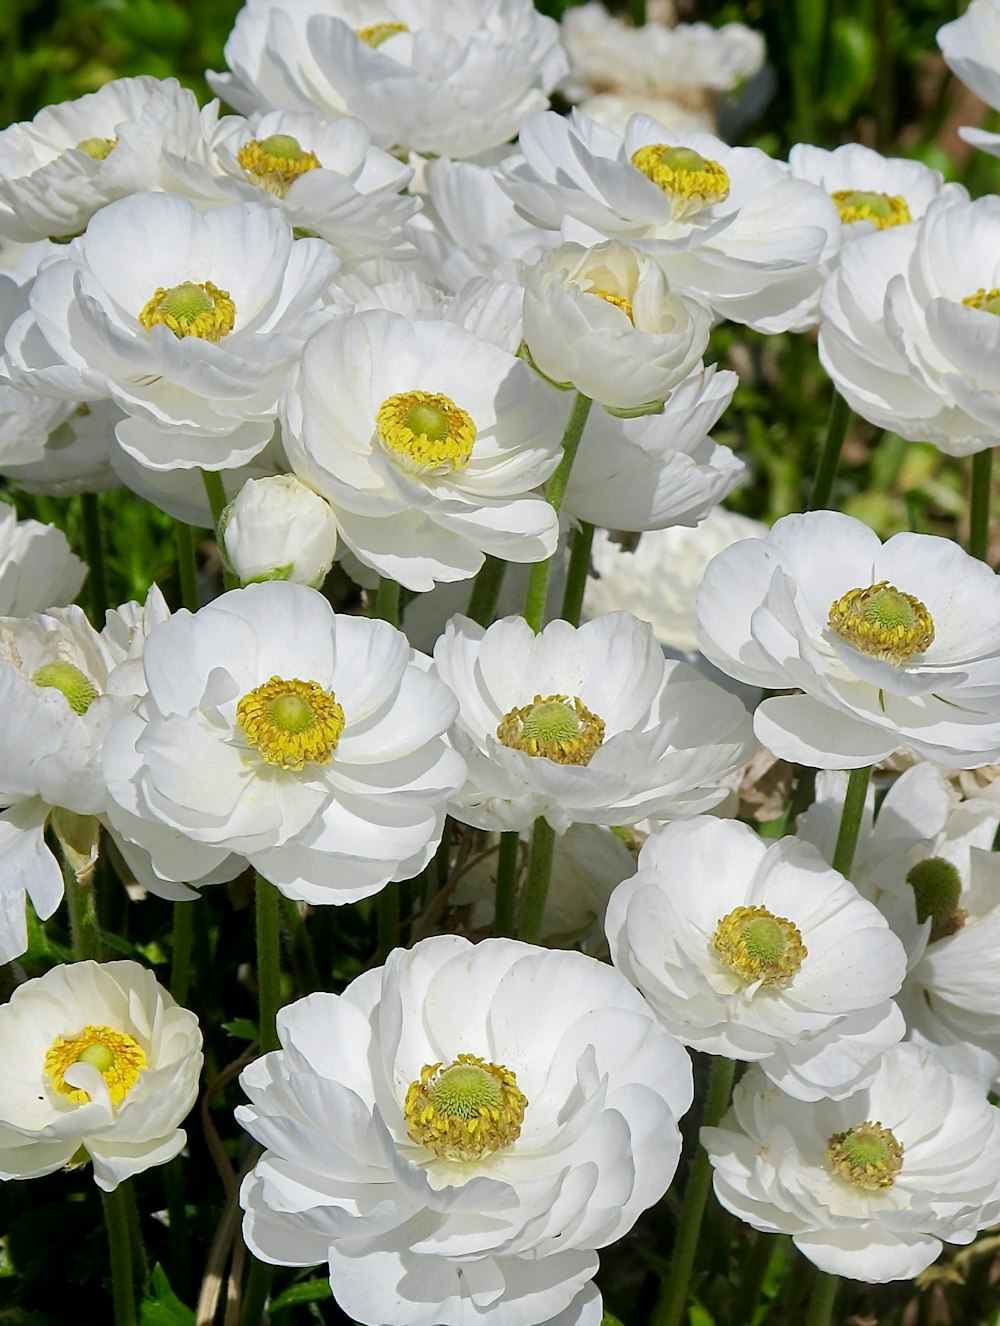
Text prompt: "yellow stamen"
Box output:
[[376, 390, 476, 476], [713, 904, 807, 988], [630, 143, 730, 220], [828, 581, 934, 664], [496, 693, 605, 766], [827, 1120, 904, 1190], [44, 1024, 147, 1108], [590, 288, 634, 323], [356, 21, 409, 47], [139, 281, 236, 342], [963, 287, 1000, 317], [236, 133, 321, 199], [236, 675, 345, 770], [404, 1053, 526, 1161], [831, 189, 911, 229]]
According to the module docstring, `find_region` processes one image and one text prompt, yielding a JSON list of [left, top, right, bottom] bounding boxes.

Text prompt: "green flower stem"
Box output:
[[518, 816, 555, 944], [201, 470, 237, 590], [239, 1255, 273, 1326], [466, 554, 507, 627], [255, 873, 282, 1055], [175, 519, 199, 611], [831, 765, 871, 878], [733, 1231, 777, 1326], [170, 902, 193, 1005], [561, 521, 595, 627], [523, 392, 593, 632], [377, 885, 400, 963], [652, 1054, 737, 1326], [494, 831, 520, 938], [629, 0, 646, 24], [970, 449, 993, 563], [376, 575, 401, 626], [808, 391, 851, 512], [804, 1268, 840, 1326], [102, 1185, 137, 1326], [80, 492, 109, 627], [163, 1158, 188, 1300], [62, 848, 100, 961]]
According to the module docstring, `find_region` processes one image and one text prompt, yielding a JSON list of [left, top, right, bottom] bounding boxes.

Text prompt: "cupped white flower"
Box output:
[[521, 240, 711, 414], [938, 0, 1000, 158], [0, 960, 202, 1191], [2, 192, 336, 472], [0, 504, 86, 616], [237, 934, 693, 1326], [562, 364, 743, 530], [221, 474, 337, 588], [0, 76, 202, 242], [282, 310, 565, 592], [819, 194, 1000, 457], [607, 817, 907, 1099], [103, 581, 465, 903], [698, 510, 1000, 769], [431, 611, 752, 835], [703, 1046, 1000, 1282], [209, 0, 567, 160], [499, 110, 842, 332]]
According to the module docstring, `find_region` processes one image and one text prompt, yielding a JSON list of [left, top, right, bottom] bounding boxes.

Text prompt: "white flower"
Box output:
[[208, 0, 567, 160], [697, 510, 1000, 769], [282, 310, 565, 592], [0, 76, 201, 242], [521, 240, 710, 414], [237, 933, 693, 1326], [607, 817, 907, 1099], [431, 611, 752, 834], [938, 0, 1000, 157], [0, 504, 86, 616], [499, 110, 841, 332], [0, 960, 202, 1191], [103, 582, 465, 903], [221, 474, 337, 588], [703, 1046, 1000, 1282], [819, 194, 1000, 457], [3, 192, 335, 472], [562, 364, 744, 531], [583, 507, 767, 652]]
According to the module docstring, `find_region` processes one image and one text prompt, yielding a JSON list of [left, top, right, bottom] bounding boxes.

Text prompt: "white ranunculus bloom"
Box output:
[[282, 310, 566, 592], [103, 582, 465, 904], [431, 611, 752, 834], [583, 508, 767, 652], [221, 474, 337, 588], [703, 1046, 1000, 1282], [237, 934, 693, 1326], [3, 192, 335, 473], [0, 504, 86, 615], [521, 240, 711, 415], [0, 76, 201, 242], [607, 817, 907, 1099], [562, 364, 743, 531], [938, 0, 1000, 157], [819, 194, 1000, 457], [499, 110, 841, 332], [698, 510, 1000, 769], [209, 0, 567, 160], [0, 960, 202, 1190]]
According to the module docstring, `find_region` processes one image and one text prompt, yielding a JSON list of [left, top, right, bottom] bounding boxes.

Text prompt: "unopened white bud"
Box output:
[[221, 475, 337, 588]]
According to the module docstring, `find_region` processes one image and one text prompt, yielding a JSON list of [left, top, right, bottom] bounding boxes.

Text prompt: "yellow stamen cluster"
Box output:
[[827, 1120, 904, 1191], [44, 1025, 147, 1109], [828, 581, 935, 664], [32, 661, 99, 715], [376, 390, 476, 476], [236, 133, 321, 198], [356, 21, 409, 47], [139, 280, 236, 342], [236, 675, 345, 770], [831, 189, 911, 229], [963, 286, 1000, 317], [496, 694, 606, 766], [75, 136, 118, 161], [404, 1054, 526, 1162], [590, 288, 635, 323], [630, 143, 730, 219], [713, 904, 807, 988]]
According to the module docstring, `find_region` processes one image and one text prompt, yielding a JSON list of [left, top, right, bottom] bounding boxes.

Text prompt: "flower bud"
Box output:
[[221, 475, 337, 588]]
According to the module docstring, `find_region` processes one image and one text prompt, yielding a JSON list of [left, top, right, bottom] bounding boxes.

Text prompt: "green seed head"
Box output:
[[906, 857, 966, 942], [33, 661, 99, 715]]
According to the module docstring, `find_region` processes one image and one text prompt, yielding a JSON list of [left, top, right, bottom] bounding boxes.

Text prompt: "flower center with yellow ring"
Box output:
[[630, 143, 730, 219], [236, 675, 345, 770], [376, 390, 476, 476], [831, 189, 911, 229], [827, 1120, 904, 1190], [356, 21, 409, 46], [44, 1025, 147, 1108], [906, 857, 967, 942], [76, 136, 117, 161], [404, 1054, 526, 1161], [496, 693, 605, 766], [139, 280, 236, 342], [828, 581, 934, 664], [32, 661, 99, 715], [963, 286, 1000, 317], [713, 905, 807, 988], [236, 133, 321, 198], [590, 288, 635, 322]]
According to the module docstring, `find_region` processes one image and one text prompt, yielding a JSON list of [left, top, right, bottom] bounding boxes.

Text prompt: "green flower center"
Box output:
[[831, 189, 911, 229], [236, 134, 321, 198], [712, 904, 807, 988], [44, 1024, 147, 1109], [404, 1054, 526, 1161], [138, 280, 236, 342], [630, 142, 730, 218], [828, 581, 935, 664], [496, 693, 606, 766], [376, 390, 476, 476], [236, 676, 345, 770], [33, 661, 99, 715], [76, 136, 117, 161], [827, 1120, 904, 1190], [906, 857, 967, 942]]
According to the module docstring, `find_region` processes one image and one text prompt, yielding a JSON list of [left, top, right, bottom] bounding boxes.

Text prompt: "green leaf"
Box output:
[[139, 1265, 195, 1326], [268, 1278, 333, 1312], [222, 1018, 260, 1041]]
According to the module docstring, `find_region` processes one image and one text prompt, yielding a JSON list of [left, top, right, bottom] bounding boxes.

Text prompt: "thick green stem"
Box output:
[[809, 392, 851, 512], [175, 520, 199, 611], [62, 851, 100, 961], [164, 1158, 188, 1301], [652, 1055, 737, 1326], [518, 816, 555, 943], [561, 521, 594, 627], [831, 766, 871, 878], [377, 886, 400, 963], [733, 1231, 777, 1326], [170, 902, 193, 1005], [201, 470, 237, 590], [466, 555, 507, 627], [494, 831, 520, 938], [376, 576, 400, 626], [970, 449, 993, 563], [805, 1268, 840, 1326], [255, 874, 282, 1055], [102, 1185, 137, 1326], [80, 492, 109, 627], [239, 1255, 273, 1326], [523, 392, 593, 632]]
